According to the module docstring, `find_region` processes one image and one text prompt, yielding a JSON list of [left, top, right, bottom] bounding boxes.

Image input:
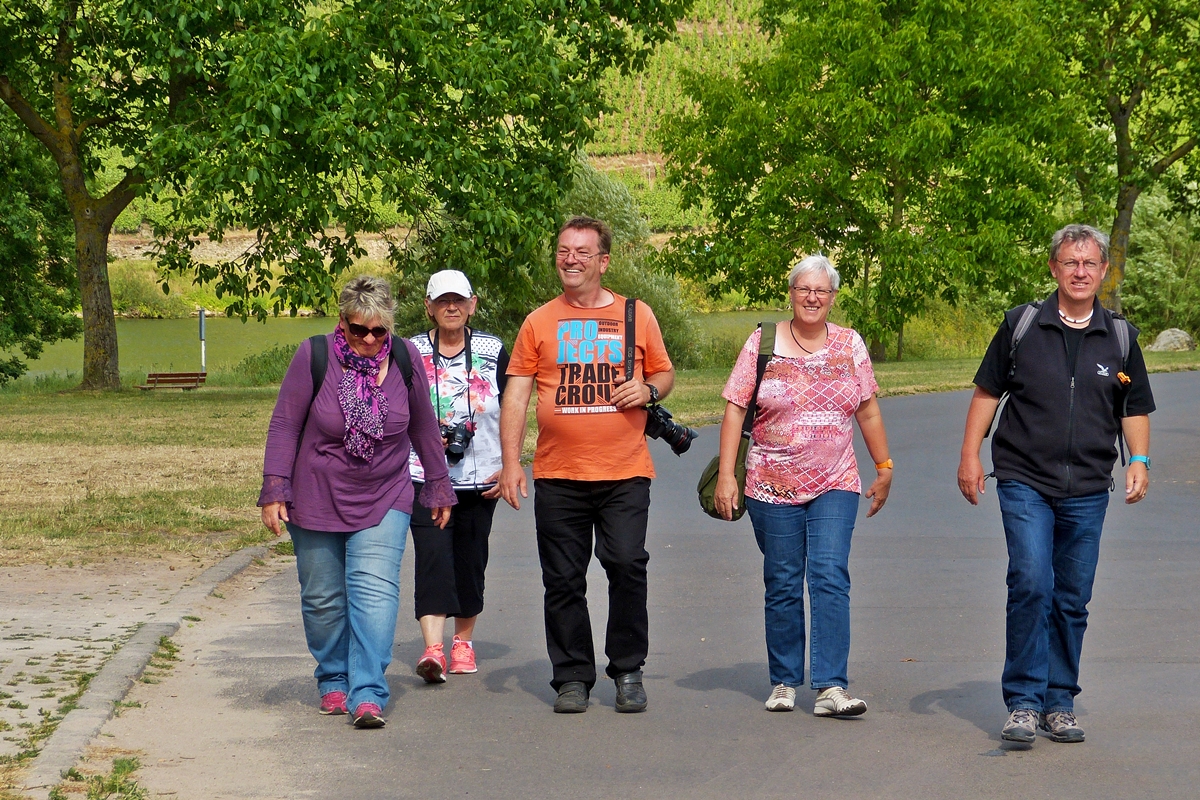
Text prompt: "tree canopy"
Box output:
[[0, 0, 691, 387], [1058, 0, 1200, 311], [659, 0, 1075, 358], [0, 112, 79, 384]]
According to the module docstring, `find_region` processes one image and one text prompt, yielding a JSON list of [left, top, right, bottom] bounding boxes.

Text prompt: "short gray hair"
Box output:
[[1051, 224, 1109, 263], [787, 254, 841, 291], [338, 275, 396, 332]]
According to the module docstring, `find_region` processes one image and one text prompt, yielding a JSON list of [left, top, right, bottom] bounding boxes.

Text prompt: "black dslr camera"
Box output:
[[440, 422, 474, 465], [644, 404, 699, 456]]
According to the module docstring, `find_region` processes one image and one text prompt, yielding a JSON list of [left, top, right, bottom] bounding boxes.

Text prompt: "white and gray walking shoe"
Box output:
[[765, 684, 796, 712], [1040, 710, 1085, 743], [813, 686, 866, 717], [1001, 708, 1038, 743]]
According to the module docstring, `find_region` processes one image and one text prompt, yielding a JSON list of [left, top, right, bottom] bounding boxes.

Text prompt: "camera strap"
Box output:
[[432, 328, 473, 429], [624, 297, 637, 382]]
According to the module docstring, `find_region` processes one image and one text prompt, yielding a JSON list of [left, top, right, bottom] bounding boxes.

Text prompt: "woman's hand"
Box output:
[[480, 471, 502, 500], [261, 501, 289, 536], [864, 469, 891, 517], [431, 506, 452, 529], [714, 470, 741, 521]]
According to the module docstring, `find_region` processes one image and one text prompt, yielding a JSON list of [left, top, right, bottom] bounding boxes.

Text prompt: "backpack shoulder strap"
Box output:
[[742, 322, 776, 435], [390, 337, 414, 391], [1112, 314, 1130, 367], [1007, 301, 1042, 380], [308, 334, 328, 407]]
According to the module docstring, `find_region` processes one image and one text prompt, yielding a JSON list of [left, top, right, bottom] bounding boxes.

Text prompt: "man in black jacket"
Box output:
[[958, 224, 1154, 746]]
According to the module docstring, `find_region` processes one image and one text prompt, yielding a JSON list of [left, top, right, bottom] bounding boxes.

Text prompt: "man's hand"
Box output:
[[957, 453, 987, 505], [260, 501, 289, 536], [1125, 462, 1149, 504], [610, 373, 652, 409], [498, 462, 528, 510]]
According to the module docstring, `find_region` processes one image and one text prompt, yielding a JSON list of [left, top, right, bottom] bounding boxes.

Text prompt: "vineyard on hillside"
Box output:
[[588, 0, 769, 230]]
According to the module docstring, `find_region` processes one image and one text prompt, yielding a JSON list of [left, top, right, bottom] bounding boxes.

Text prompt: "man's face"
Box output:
[[1049, 239, 1108, 305], [555, 227, 609, 293]]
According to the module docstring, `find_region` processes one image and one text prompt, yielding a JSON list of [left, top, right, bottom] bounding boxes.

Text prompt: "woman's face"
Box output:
[[341, 314, 389, 358], [424, 293, 478, 335], [789, 273, 836, 326]]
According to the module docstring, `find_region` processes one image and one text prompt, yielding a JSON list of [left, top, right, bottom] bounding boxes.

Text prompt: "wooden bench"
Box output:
[[138, 372, 207, 391]]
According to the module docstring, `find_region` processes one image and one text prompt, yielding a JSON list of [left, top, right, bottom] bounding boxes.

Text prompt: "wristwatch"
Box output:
[[647, 384, 660, 404]]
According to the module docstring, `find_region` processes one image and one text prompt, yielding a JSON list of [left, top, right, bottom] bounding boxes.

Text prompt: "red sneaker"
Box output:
[[415, 643, 447, 683], [352, 702, 385, 729], [448, 636, 477, 674], [319, 690, 348, 715]]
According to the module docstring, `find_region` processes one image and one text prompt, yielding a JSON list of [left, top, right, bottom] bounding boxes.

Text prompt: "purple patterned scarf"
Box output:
[[333, 324, 391, 462]]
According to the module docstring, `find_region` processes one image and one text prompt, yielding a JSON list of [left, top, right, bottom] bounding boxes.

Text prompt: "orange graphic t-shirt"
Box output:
[[508, 293, 673, 481]]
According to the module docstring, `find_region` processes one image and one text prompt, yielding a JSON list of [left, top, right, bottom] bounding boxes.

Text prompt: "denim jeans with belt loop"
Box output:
[[996, 480, 1109, 713], [288, 508, 410, 712], [746, 490, 859, 689]]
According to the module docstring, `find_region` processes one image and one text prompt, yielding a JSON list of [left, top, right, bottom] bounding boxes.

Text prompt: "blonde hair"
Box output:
[[338, 276, 396, 332]]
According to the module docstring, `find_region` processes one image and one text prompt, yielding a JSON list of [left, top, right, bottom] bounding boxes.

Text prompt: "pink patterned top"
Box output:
[[722, 323, 879, 505]]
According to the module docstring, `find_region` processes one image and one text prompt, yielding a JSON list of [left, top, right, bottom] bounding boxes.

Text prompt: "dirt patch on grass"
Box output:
[[0, 444, 261, 514]]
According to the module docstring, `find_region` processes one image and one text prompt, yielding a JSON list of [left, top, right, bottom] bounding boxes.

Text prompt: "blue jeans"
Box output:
[[746, 490, 859, 689], [996, 480, 1108, 713], [288, 509, 410, 711]]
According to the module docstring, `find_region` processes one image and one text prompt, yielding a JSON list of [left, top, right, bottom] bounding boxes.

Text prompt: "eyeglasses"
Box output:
[[1056, 259, 1104, 273], [555, 248, 605, 263], [431, 295, 468, 308], [791, 286, 835, 299], [346, 322, 389, 339]]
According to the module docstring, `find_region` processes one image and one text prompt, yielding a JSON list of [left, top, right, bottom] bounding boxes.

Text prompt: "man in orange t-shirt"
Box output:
[[499, 216, 675, 715]]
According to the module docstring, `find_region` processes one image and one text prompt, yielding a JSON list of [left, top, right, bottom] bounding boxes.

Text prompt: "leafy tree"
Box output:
[[0, 112, 79, 384], [1122, 190, 1200, 336], [0, 0, 690, 389], [659, 0, 1075, 359], [1060, 0, 1200, 311]]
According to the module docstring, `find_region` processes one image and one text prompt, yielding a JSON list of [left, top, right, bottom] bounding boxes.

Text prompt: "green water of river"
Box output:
[[26, 316, 337, 377]]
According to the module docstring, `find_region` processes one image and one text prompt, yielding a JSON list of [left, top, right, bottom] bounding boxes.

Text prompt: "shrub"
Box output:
[[107, 262, 193, 318], [1122, 191, 1200, 338], [229, 343, 299, 386]]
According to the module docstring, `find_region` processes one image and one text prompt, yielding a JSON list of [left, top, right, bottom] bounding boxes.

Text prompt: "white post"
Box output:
[[199, 308, 207, 374]]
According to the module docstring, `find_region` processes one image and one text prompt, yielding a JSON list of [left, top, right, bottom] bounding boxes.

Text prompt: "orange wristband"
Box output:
[[875, 458, 893, 470]]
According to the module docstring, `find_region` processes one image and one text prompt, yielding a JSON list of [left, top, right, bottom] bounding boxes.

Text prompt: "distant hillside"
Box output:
[[588, 0, 768, 231]]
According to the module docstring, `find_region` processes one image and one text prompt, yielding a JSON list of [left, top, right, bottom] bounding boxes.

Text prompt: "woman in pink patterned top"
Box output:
[[714, 255, 893, 717]]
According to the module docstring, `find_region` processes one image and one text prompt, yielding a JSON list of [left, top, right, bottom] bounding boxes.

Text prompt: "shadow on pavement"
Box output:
[[909, 680, 1003, 736], [674, 662, 765, 701], [482, 659, 556, 705]]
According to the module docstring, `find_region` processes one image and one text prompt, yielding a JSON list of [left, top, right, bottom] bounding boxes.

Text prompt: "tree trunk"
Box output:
[[75, 213, 120, 390], [1100, 183, 1140, 313]]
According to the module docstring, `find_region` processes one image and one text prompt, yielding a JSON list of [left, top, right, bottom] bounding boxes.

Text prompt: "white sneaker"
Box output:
[[813, 686, 867, 717], [765, 684, 796, 712]]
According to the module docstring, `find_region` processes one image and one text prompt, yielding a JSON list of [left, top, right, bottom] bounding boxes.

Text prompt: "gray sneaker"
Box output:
[[813, 686, 866, 717], [1040, 710, 1085, 743], [1001, 708, 1038, 743]]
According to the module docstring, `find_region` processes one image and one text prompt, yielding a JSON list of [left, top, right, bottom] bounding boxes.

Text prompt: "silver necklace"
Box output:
[[1058, 308, 1094, 325]]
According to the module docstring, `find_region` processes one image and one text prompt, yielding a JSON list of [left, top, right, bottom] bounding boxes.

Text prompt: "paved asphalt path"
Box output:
[[98, 372, 1199, 799]]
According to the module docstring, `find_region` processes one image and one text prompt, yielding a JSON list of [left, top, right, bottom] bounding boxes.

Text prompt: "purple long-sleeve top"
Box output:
[[258, 334, 457, 532]]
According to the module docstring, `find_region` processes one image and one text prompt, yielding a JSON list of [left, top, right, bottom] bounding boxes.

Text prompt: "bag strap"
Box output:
[[987, 301, 1042, 439], [625, 297, 637, 381], [741, 322, 776, 436], [306, 333, 328, 417]]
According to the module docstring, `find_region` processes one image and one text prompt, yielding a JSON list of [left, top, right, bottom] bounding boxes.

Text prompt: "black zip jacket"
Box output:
[[974, 291, 1155, 498]]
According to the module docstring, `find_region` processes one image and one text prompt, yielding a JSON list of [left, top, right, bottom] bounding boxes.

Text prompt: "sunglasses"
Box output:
[[346, 322, 389, 339]]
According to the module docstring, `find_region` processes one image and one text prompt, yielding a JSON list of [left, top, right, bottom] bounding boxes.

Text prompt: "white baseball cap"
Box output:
[[426, 270, 474, 300]]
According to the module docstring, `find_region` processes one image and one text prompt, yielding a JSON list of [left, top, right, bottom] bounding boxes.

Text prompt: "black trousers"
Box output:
[[533, 477, 651, 690], [410, 489, 498, 620]]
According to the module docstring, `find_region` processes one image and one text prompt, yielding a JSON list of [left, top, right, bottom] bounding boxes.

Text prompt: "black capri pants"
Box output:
[[410, 487, 499, 620]]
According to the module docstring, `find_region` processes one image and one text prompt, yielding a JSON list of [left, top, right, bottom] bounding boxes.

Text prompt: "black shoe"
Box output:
[[614, 671, 647, 713], [554, 681, 589, 714]]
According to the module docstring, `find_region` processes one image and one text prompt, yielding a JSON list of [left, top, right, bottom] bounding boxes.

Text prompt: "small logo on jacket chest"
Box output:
[[1096, 364, 1109, 377]]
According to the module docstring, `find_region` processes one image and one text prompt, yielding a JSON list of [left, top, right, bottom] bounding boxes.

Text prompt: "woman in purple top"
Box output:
[[259, 276, 456, 729]]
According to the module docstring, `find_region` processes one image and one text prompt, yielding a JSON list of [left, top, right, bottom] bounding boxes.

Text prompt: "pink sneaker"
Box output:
[[415, 643, 447, 683], [352, 702, 385, 728], [448, 636, 477, 674], [319, 690, 349, 715]]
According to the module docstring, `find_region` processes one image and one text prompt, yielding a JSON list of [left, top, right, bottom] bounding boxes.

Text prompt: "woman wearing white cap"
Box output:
[[407, 270, 509, 682]]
